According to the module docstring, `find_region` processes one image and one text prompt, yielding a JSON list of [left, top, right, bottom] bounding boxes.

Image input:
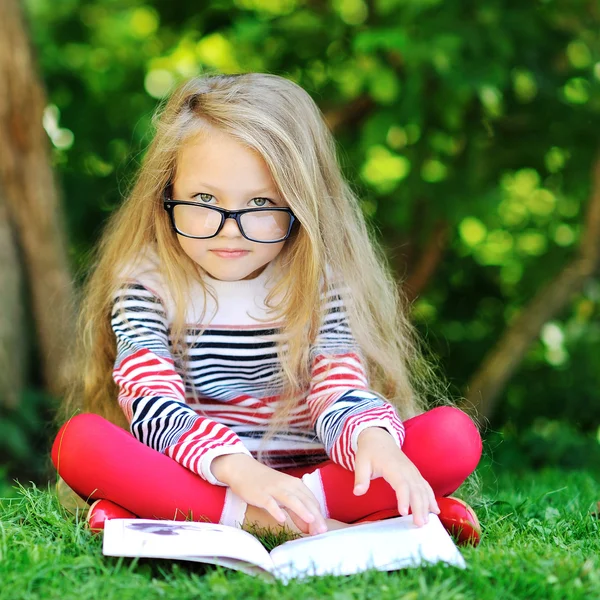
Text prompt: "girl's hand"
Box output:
[[211, 454, 328, 535], [354, 427, 440, 527]]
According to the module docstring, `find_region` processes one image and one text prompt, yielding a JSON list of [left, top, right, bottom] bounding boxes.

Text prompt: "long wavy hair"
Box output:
[[61, 72, 447, 432]]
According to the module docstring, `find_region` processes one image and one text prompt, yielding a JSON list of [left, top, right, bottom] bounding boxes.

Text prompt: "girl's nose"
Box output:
[[219, 215, 243, 237]]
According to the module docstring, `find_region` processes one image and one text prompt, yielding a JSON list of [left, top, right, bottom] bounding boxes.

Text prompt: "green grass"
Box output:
[[1, 461, 599, 600]]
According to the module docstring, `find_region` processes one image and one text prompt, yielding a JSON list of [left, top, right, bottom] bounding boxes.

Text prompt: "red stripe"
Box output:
[[114, 324, 404, 480]]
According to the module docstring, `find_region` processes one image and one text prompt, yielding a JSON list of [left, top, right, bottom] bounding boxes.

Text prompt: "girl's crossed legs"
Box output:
[[51, 406, 481, 527]]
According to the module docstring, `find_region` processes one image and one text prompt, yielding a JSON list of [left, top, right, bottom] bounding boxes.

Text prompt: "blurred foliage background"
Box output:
[[1, 0, 600, 491]]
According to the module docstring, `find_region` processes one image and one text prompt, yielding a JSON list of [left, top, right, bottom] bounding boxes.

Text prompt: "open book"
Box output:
[[103, 514, 466, 582]]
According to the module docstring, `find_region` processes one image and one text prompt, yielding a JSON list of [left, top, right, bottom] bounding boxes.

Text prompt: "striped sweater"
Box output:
[[111, 251, 405, 485]]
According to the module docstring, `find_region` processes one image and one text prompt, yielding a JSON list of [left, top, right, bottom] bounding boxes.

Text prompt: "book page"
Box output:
[[103, 519, 274, 576], [269, 514, 466, 582]]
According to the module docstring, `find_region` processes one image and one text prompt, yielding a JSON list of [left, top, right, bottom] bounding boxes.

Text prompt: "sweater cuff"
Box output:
[[350, 419, 404, 454], [200, 445, 253, 486], [331, 405, 405, 471]]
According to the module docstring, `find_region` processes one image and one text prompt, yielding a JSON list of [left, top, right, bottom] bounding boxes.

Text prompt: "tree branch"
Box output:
[[462, 151, 600, 422], [403, 220, 449, 304]]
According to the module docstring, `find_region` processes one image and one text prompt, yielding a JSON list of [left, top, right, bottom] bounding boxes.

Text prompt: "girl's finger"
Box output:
[[380, 467, 410, 516], [284, 508, 311, 534], [422, 496, 432, 524], [281, 480, 326, 527], [410, 487, 428, 527], [393, 481, 411, 516], [263, 497, 288, 524], [285, 507, 327, 536], [427, 485, 440, 514], [276, 492, 327, 533], [294, 490, 329, 534], [353, 455, 372, 496]]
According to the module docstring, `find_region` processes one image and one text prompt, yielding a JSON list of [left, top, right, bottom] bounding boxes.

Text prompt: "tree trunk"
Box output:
[[463, 152, 600, 422], [324, 95, 375, 133], [0, 0, 74, 399], [403, 220, 449, 304], [0, 187, 26, 408]]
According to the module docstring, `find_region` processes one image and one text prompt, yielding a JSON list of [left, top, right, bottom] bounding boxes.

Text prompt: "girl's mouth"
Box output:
[[210, 249, 250, 259]]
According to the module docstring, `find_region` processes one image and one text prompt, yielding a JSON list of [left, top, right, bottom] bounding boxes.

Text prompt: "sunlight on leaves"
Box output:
[[43, 104, 74, 150], [333, 0, 368, 25], [475, 230, 515, 267], [541, 323, 568, 366], [405, 123, 421, 144], [144, 68, 175, 98], [80, 4, 108, 27], [360, 145, 411, 193], [129, 7, 159, 39], [412, 298, 437, 322], [499, 198, 529, 227], [545, 147, 569, 173], [429, 131, 462, 156], [62, 43, 87, 69], [169, 41, 201, 77], [541, 322, 564, 348], [458, 217, 487, 247], [386, 125, 408, 149], [354, 29, 408, 53], [553, 224, 576, 247], [329, 62, 364, 98], [421, 159, 448, 182], [557, 197, 580, 218], [306, 60, 328, 87], [566, 40, 592, 69], [575, 298, 595, 322], [512, 68, 538, 103], [368, 67, 401, 104], [563, 78, 590, 104], [361, 198, 377, 217], [545, 347, 569, 367], [234, 0, 298, 15], [83, 153, 114, 177], [196, 34, 241, 73], [502, 168, 540, 195], [517, 231, 547, 256], [500, 261, 523, 285], [479, 85, 503, 118], [527, 189, 556, 217]]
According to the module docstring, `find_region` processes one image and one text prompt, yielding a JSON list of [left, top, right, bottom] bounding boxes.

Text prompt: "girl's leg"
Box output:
[[401, 405, 482, 496], [51, 413, 243, 527], [52, 407, 481, 529], [299, 406, 482, 523]]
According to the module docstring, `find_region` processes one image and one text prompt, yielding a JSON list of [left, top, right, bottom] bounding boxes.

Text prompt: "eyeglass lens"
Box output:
[[173, 205, 291, 241]]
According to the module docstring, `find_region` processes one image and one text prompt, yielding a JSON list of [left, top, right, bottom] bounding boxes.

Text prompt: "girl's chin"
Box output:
[[199, 263, 267, 281]]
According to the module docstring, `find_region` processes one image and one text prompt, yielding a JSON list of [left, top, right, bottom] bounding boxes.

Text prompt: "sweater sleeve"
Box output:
[[111, 282, 251, 484], [305, 289, 405, 471]]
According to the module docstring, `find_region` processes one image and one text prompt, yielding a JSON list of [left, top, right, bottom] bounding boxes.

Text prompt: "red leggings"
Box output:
[[51, 406, 481, 524]]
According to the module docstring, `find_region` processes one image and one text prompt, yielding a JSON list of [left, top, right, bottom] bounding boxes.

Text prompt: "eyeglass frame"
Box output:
[[162, 186, 298, 244]]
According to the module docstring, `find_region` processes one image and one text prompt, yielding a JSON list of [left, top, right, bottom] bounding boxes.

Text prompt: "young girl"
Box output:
[[52, 72, 482, 543]]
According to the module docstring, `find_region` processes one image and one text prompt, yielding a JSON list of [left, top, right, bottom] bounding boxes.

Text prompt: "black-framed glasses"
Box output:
[[163, 189, 297, 244]]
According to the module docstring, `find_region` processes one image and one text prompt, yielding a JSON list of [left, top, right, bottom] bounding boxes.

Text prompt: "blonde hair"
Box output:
[[61, 72, 447, 432]]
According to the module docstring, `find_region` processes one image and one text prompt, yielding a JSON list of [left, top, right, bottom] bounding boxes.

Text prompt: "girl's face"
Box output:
[[171, 128, 288, 281]]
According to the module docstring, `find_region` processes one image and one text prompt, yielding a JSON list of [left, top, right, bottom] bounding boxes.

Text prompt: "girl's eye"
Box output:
[[251, 197, 272, 208], [195, 193, 214, 203]]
